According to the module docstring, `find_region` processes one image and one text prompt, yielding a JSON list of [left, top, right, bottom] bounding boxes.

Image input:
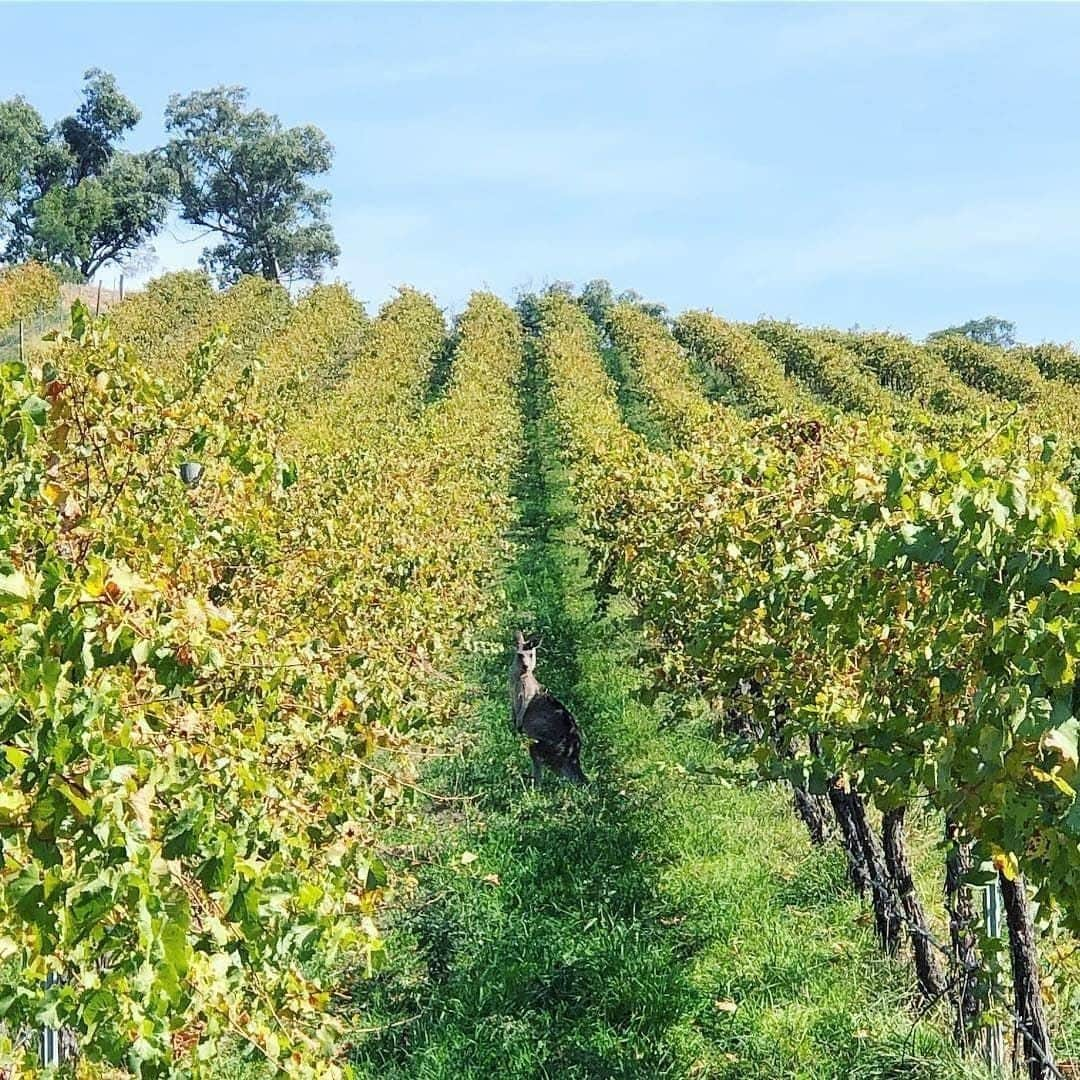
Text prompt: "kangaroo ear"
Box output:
[[515, 630, 525, 648]]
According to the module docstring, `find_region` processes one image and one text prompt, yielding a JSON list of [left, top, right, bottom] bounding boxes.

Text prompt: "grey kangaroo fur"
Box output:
[[509, 630, 588, 785]]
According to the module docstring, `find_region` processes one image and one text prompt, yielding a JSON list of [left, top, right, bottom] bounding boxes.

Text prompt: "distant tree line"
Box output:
[[516, 278, 667, 338], [0, 70, 339, 285], [927, 315, 1016, 348], [518, 283, 1022, 351]]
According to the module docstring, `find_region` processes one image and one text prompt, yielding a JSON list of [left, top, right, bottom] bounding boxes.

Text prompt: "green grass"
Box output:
[[341, 350, 977, 1080]]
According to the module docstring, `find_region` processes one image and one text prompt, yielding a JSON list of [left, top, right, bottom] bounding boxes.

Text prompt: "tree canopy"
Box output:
[[927, 315, 1016, 348], [578, 278, 616, 326], [0, 74, 341, 287], [0, 70, 173, 280], [165, 86, 339, 285]]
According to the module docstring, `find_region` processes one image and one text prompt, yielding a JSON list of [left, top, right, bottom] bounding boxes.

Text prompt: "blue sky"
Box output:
[[4, 2, 1080, 342]]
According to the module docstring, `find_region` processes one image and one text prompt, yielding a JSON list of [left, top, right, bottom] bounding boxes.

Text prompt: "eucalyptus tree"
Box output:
[[928, 315, 1016, 348], [165, 86, 339, 286], [0, 70, 173, 279]]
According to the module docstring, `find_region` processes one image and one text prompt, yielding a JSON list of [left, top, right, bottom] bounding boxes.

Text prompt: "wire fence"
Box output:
[[0, 274, 127, 362], [0, 302, 65, 360], [858, 849, 1063, 1080]]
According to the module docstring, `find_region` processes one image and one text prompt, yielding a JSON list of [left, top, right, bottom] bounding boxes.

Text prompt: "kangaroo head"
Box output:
[[513, 630, 538, 675]]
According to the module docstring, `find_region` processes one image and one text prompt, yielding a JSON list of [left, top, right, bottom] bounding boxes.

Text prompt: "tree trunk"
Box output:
[[882, 805, 946, 999], [846, 788, 903, 955], [944, 818, 981, 1052], [827, 781, 870, 897], [792, 785, 831, 846], [261, 244, 280, 283], [998, 872, 1056, 1080]]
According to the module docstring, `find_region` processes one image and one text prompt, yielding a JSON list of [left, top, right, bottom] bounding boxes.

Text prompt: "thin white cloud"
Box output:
[[336, 207, 432, 245], [311, 20, 704, 91], [716, 194, 1080, 289], [358, 119, 763, 201], [768, 5, 1002, 65]]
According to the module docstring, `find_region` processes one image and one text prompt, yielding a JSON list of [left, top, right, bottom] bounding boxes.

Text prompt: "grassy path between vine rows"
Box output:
[[344, 351, 972, 1080], [598, 343, 671, 449]]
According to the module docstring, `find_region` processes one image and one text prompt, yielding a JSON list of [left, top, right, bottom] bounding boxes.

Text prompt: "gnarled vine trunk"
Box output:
[[845, 787, 902, 955], [827, 782, 870, 897], [944, 819, 981, 1052], [998, 871, 1056, 1080], [881, 805, 946, 999], [792, 785, 831, 846]]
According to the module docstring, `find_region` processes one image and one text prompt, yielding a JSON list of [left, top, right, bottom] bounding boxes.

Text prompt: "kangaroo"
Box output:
[[509, 630, 587, 785]]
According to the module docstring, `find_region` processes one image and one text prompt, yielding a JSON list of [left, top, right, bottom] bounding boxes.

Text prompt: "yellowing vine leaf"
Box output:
[[1045, 719, 1080, 766], [0, 570, 31, 603]]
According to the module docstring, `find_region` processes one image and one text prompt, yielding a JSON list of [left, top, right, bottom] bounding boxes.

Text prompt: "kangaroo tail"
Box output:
[[557, 730, 587, 784]]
